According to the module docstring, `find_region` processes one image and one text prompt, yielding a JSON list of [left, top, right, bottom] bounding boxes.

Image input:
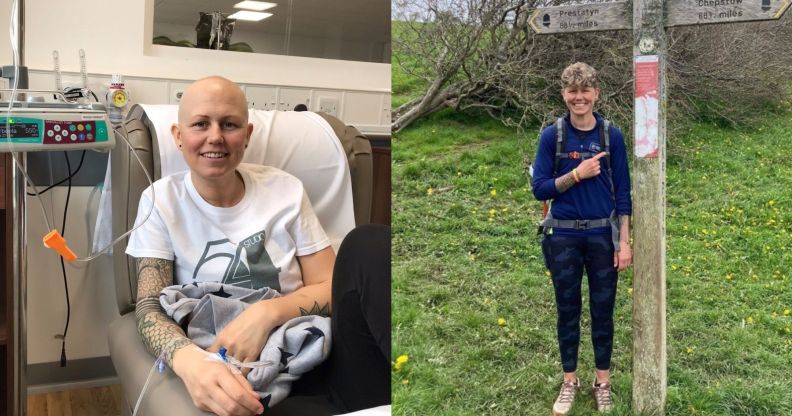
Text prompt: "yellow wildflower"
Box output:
[[488, 217, 494, 223], [490, 189, 497, 197], [402, 379, 410, 385], [394, 354, 409, 370], [686, 347, 694, 354], [489, 209, 496, 216], [497, 318, 506, 326], [725, 274, 732, 281], [426, 187, 433, 195], [784, 309, 790, 316], [747, 316, 754, 324], [627, 288, 633, 296]]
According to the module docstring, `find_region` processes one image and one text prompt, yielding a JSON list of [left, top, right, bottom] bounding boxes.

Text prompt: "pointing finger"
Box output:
[[593, 152, 607, 160]]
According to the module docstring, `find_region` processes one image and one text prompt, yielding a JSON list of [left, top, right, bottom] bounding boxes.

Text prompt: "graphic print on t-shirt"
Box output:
[[192, 230, 281, 290]]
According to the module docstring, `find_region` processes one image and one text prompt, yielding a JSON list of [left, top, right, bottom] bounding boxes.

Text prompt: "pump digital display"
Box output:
[[0, 123, 40, 139]]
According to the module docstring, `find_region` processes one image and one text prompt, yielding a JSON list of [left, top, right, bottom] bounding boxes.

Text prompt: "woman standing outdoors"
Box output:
[[532, 62, 633, 414]]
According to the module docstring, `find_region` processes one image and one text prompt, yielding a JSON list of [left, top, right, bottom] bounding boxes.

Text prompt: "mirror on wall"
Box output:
[[153, 0, 391, 63]]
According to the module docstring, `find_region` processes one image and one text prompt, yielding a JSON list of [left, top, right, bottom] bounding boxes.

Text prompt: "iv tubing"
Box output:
[[71, 120, 156, 263], [131, 353, 162, 416]]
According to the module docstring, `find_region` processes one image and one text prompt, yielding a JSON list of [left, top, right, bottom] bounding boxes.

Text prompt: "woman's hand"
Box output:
[[173, 344, 264, 416], [614, 241, 632, 271], [209, 301, 279, 370], [576, 152, 607, 179]]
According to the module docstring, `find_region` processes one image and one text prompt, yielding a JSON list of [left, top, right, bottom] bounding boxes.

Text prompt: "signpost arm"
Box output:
[[632, 0, 668, 413]]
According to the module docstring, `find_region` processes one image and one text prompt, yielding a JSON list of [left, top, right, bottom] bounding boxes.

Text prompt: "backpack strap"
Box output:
[[553, 117, 565, 176], [600, 118, 615, 200]]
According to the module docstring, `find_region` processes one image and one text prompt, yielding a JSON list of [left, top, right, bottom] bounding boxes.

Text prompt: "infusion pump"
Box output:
[[0, 100, 115, 152]]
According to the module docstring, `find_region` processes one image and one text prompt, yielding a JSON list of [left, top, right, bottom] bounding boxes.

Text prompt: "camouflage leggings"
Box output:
[[541, 233, 618, 373]]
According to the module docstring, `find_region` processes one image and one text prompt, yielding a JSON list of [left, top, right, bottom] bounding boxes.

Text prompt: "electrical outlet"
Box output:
[[318, 97, 339, 117], [246, 86, 278, 111], [169, 82, 192, 105], [279, 88, 311, 111]]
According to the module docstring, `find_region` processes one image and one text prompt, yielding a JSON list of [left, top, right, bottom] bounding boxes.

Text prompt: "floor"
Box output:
[[27, 385, 124, 416]]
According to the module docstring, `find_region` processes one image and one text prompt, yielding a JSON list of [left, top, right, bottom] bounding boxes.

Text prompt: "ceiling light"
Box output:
[[228, 11, 273, 21], [233, 1, 277, 11]]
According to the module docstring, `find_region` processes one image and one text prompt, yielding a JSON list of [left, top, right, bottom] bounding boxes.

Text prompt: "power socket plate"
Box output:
[[318, 97, 338, 117]]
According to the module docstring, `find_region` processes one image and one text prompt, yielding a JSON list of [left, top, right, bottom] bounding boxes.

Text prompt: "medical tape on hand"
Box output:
[[201, 347, 273, 375]]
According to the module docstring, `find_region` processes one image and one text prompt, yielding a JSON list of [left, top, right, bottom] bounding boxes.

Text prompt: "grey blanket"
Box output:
[[160, 282, 331, 409]]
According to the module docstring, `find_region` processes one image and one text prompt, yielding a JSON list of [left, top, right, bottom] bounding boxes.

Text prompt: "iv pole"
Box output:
[[9, 0, 27, 414]]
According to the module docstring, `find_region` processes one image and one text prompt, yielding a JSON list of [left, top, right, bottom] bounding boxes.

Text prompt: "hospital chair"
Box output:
[[107, 104, 373, 415]]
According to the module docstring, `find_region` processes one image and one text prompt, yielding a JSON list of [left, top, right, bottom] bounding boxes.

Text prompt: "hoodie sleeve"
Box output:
[[610, 127, 632, 216], [531, 125, 560, 201]]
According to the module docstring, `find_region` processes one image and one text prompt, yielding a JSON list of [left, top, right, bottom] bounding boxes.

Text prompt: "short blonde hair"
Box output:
[[561, 62, 598, 89]]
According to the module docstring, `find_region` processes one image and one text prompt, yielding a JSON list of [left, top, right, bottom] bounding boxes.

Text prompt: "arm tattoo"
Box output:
[[137, 311, 192, 367], [619, 215, 631, 243], [136, 258, 173, 299], [555, 171, 577, 193], [134, 257, 191, 367], [299, 302, 330, 317]]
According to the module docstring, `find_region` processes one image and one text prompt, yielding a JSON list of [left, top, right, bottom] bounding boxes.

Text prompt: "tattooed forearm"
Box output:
[[137, 311, 191, 367], [555, 171, 577, 193], [135, 297, 162, 320], [619, 215, 631, 244], [134, 257, 190, 367], [299, 302, 330, 317], [136, 257, 174, 299]]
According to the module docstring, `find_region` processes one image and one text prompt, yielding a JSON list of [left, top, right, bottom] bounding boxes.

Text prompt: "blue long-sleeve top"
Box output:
[[532, 113, 632, 236]]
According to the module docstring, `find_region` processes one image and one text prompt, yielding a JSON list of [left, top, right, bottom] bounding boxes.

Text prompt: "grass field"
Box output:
[[391, 99, 792, 414]]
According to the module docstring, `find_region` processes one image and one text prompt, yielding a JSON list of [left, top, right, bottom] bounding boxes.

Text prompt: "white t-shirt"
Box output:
[[126, 163, 330, 295]]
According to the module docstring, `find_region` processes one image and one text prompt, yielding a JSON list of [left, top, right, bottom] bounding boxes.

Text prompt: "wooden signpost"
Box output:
[[528, 1, 631, 33], [530, 0, 790, 413], [667, 0, 791, 26]]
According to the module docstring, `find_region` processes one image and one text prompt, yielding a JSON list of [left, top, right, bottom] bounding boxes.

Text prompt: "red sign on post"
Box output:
[[634, 55, 660, 158]]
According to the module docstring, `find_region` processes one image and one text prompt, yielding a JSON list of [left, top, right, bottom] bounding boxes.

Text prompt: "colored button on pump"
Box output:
[[79, 133, 86, 141], [86, 133, 93, 141], [85, 124, 92, 131], [47, 130, 54, 137], [77, 124, 84, 131], [69, 124, 76, 131], [55, 135, 62, 142], [70, 134, 77, 141], [53, 124, 61, 132]]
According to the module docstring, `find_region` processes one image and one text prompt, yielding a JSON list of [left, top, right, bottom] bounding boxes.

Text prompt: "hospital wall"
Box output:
[[1, 0, 390, 388]]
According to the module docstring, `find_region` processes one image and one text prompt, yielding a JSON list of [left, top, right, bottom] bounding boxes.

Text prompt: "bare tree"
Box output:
[[392, 0, 792, 134]]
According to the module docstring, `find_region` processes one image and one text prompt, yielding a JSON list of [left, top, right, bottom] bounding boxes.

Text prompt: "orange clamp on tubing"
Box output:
[[43, 230, 77, 262]]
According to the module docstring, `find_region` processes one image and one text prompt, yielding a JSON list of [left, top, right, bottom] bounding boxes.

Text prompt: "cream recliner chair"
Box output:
[[107, 104, 373, 415]]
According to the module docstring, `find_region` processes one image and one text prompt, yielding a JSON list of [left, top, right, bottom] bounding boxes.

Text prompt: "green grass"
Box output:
[[392, 109, 792, 415]]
